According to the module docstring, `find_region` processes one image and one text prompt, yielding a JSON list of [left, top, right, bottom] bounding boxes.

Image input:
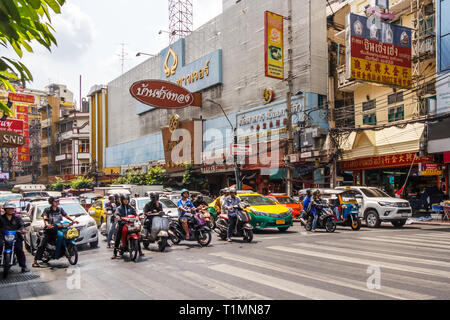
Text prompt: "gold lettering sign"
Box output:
[[169, 114, 180, 133], [164, 48, 178, 77]]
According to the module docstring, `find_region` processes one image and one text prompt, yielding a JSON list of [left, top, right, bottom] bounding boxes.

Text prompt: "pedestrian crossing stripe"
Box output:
[[209, 252, 434, 300], [267, 245, 450, 279], [357, 237, 450, 250], [385, 234, 450, 242], [375, 235, 450, 245]]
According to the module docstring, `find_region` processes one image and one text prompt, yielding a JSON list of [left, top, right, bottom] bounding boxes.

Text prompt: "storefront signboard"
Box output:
[[341, 153, 433, 171], [346, 13, 412, 87], [419, 163, 443, 176], [0, 119, 23, 135], [265, 11, 284, 80], [8, 93, 35, 104], [444, 151, 450, 164]]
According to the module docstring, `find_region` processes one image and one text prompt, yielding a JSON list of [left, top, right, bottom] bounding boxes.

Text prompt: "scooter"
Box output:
[[1, 230, 17, 278], [115, 215, 141, 262], [168, 211, 212, 247], [214, 203, 253, 242], [36, 222, 79, 265], [303, 204, 336, 233], [140, 210, 170, 252]]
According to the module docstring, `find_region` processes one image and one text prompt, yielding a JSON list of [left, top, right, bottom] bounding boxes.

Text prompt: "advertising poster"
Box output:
[[346, 13, 412, 87], [265, 11, 284, 80]]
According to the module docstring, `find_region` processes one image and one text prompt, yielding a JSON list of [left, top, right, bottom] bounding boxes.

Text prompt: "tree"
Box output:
[[0, 0, 65, 114], [70, 176, 94, 190], [47, 177, 69, 191], [145, 166, 166, 185], [182, 163, 202, 186]]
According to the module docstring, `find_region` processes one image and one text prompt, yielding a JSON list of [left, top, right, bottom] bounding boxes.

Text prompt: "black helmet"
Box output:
[[114, 193, 121, 200], [150, 192, 159, 201], [108, 195, 115, 202], [48, 196, 59, 205], [120, 194, 130, 202]]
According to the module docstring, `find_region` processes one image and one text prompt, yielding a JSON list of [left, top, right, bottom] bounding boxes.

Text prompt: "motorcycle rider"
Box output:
[[143, 192, 164, 231], [111, 194, 143, 259], [223, 188, 241, 242], [177, 189, 195, 240], [221, 188, 230, 216], [0, 202, 29, 273], [105, 195, 119, 249], [213, 189, 225, 215], [193, 195, 208, 208], [33, 197, 79, 268], [310, 190, 323, 232]]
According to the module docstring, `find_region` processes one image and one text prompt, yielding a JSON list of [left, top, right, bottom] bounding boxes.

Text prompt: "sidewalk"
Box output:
[[407, 212, 450, 226]]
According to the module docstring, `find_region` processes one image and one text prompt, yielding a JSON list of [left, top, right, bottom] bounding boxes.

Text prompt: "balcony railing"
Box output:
[[41, 118, 51, 128], [55, 153, 73, 162]]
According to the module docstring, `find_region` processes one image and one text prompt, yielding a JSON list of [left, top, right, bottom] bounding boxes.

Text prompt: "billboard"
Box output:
[[346, 13, 412, 87], [265, 11, 284, 80]]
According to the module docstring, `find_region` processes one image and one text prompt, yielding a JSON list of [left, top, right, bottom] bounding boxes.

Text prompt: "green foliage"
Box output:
[[182, 163, 201, 186], [0, 0, 65, 114], [113, 167, 166, 186], [48, 177, 69, 191], [70, 176, 94, 190]]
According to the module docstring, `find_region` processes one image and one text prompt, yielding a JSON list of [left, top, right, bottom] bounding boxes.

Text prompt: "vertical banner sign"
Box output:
[[346, 13, 412, 87], [265, 11, 284, 80]]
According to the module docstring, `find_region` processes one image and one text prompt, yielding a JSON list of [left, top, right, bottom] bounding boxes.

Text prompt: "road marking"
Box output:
[[208, 264, 357, 300], [379, 235, 450, 245], [170, 270, 270, 300], [209, 252, 433, 300], [358, 237, 450, 249], [268, 246, 450, 279], [397, 233, 450, 240], [258, 236, 284, 240], [292, 242, 450, 269]]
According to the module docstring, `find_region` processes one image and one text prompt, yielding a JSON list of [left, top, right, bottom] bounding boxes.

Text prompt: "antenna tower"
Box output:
[[168, 0, 193, 44], [118, 43, 128, 74]]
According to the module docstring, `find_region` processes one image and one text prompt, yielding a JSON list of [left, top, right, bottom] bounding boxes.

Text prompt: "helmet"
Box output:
[[180, 189, 189, 196], [224, 188, 230, 194], [48, 196, 59, 205], [306, 189, 313, 196], [3, 202, 15, 210], [219, 189, 225, 195], [196, 195, 203, 201], [114, 193, 121, 200], [313, 189, 321, 196], [108, 195, 115, 202], [150, 192, 159, 201], [229, 188, 237, 194], [120, 194, 130, 202]]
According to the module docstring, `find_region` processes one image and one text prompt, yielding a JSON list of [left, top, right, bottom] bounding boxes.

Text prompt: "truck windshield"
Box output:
[[361, 188, 390, 198]]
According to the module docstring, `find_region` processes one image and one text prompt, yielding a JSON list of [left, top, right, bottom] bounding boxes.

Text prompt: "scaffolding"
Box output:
[[168, 0, 193, 44]]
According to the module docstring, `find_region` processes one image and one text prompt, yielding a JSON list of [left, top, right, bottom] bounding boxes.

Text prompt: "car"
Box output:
[[131, 197, 179, 218], [266, 193, 302, 220], [235, 192, 293, 232], [79, 193, 103, 211], [335, 186, 412, 228], [0, 193, 23, 208], [23, 199, 99, 253], [22, 191, 49, 198], [87, 198, 109, 226]]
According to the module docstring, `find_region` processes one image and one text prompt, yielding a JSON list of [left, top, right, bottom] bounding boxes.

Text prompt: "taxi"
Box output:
[[266, 193, 302, 220], [87, 197, 109, 227]]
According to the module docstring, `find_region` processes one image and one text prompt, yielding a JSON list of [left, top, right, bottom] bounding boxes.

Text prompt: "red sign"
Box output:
[[0, 119, 24, 135], [16, 114, 28, 122], [23, 122, 29, 130], [23, 130, 29, 137], [419, 163, 443, 176], [24, 138, 29, 146], [342, 153, 433, 171], [18, 154, 30, 162], [130, 80, 196, 109], [444, 152, 450, 164], [16, 105, 29, 114], [18, 146, 29, 154], [8, 93, 35, 104]]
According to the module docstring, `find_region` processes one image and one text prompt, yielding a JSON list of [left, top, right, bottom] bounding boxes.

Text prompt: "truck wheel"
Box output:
[[365, 210, 381, 228], [392, 220, 406, 228]]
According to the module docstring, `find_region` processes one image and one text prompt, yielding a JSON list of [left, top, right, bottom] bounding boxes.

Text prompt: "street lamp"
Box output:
[[136, 52, 157, 57], [206, 99, 241, 190]]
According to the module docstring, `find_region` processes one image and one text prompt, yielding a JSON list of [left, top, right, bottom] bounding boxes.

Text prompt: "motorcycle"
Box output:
[[196, 206, 215, 230], [214, 203, 253, 242], [115, 215, 141, 262], [303, 203, 336, 233], [168, 211, 212, 247], [1, 230, 17, 278], [36, 222, 79, 265], [140, 210, 170, 252]]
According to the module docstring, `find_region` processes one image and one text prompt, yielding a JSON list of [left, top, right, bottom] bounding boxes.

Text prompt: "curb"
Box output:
[[410, 221, 450, 226]]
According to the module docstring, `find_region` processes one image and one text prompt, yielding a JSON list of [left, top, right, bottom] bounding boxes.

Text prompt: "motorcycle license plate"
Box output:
[[276, 219, 285, 225]]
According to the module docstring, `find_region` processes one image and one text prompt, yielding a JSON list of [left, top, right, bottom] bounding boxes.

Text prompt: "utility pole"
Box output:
[[285, 0, 294, 196]]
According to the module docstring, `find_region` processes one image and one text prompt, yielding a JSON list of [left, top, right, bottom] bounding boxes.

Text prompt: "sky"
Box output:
[[6, 0, 223, 106]]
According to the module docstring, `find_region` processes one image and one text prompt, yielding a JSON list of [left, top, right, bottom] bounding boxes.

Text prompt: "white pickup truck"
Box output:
[[336, 186, 412, 228]]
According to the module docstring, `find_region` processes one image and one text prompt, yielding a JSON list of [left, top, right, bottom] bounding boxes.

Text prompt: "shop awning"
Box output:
[[340, 123, 425, 161]]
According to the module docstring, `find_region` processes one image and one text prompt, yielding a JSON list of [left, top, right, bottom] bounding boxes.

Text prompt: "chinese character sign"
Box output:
[[265, 11, 284, 80], [346, 13, 412, 88]]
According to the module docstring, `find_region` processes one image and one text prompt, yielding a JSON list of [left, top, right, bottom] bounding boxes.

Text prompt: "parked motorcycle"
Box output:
[[36, 222, 79, 265], [214, 203, 253, 242], [1, 230, 17, 278], [140, 210, 170, 252], [168, 211, 212, 247], [303, 203, 336, 233], [115, 215, 141, 262]]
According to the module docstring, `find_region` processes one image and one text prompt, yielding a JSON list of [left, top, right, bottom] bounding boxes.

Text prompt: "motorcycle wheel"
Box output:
[[197, 230, 212, 247], [244, 229, 253, 243], [3, 252, 11, 279], [41, 251, 51, 264], [129, 239, 139, 262], [351, 218, 361, 231], [158, 238, 168, 252], [143, 241, 150, 250], [66, 243, 78, 265], [325, 219, 337, 233], [220, 233, 227, 241], [169, 227, 181, 245], [305, 219, 312, 232]]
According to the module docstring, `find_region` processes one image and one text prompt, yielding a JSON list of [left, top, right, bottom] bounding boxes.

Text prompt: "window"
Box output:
[[388, 105, 404, 122], [362, 99, 376, 111], [80, 163, 90, 174], [363, 113, 377, 125], [79, 140, 90, 153], [59, 122, 73, 133], [388, 92, 403, 104]]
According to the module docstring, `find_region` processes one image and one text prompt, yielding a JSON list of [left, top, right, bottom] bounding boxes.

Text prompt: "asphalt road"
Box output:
[[1, 222, 449, 300]]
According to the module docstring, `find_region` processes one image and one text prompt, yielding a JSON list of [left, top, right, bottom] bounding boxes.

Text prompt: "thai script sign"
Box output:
[[265, 11, 284, 80], [419, 163, 443, 176], [346, 13, 412, 87], [0, 119, 23, 135]]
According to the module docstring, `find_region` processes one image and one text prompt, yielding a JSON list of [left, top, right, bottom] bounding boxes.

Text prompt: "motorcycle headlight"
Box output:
[[88, 219, 96, 227], [4, 235, 15, 242]]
